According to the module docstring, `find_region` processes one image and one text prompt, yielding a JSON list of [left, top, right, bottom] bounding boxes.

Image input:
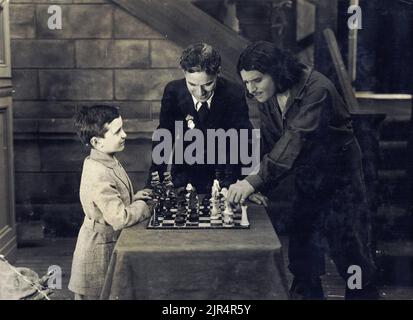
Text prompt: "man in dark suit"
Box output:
[[146, 43, 253, 193]]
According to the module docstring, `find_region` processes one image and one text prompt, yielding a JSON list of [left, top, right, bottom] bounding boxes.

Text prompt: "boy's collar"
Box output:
[[89, 148, 118, 168]]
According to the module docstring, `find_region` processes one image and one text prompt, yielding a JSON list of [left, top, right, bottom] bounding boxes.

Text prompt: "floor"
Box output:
[[12, 236, 413, 300]]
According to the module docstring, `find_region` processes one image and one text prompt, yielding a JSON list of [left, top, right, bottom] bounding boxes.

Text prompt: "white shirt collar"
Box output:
[[276, 90, 290, 115], [192, 92, 214, 111]]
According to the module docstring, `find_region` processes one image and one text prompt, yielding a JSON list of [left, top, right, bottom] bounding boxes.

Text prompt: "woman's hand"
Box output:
[[134, 188, 152, 201], [227, 180, 255, 205], [248, 192, 269, 207]]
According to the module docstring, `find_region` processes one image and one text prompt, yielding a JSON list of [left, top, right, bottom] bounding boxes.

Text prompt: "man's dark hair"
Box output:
[[180, 43, 221, 75], [237, 41, 305, 93], [73, 105, 120, 146]]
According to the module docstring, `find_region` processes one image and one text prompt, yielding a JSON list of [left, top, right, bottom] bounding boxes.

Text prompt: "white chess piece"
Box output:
[[240, 205, 249, 227], [223, 200, 234, 225], [210, 198, 219, 219], [213, 179, 221, 191], [186, 183, 193, 192], [220, 187, 228, 198]]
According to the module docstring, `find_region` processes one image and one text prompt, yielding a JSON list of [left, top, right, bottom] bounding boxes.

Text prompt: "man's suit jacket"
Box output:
[[147, 77, 253, 193]]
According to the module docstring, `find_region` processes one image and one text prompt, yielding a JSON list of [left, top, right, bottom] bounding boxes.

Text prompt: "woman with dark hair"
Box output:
[[227, 41, 379, 299]]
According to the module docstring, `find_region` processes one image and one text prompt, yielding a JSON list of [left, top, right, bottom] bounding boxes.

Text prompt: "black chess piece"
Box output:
[[175, 211, 185, 226], [188, 211, 199, 223], [215, 167, 225, 186], [151, 203, 160, 227], [201, 196, 211, 216]]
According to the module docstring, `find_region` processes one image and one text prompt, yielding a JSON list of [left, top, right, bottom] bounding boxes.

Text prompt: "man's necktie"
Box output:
[[198, 101, 209, 125]]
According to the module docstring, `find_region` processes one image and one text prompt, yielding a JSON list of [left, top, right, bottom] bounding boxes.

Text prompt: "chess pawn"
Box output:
[[223, 200, 234, 225], [163, 172, 174, 193], [210, 198, 219, 220], [150, 171, 161, 187], [240, 205, 249, 227], [151, 202, 160, 227]]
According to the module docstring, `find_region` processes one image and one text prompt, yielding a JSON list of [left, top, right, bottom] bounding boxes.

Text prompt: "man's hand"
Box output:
[[248, 192, 269, 207], [227, 180, 255, 205], [134, 188, 152, 201]]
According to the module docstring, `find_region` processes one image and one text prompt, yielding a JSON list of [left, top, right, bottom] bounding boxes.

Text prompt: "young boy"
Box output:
[[68, 105, 152, 300]]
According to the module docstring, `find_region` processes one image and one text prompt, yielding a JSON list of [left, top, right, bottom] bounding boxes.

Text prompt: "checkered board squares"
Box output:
[[147, 212, 249, 229]]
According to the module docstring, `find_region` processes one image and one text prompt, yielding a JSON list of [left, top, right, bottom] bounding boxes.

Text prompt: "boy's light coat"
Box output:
[[69, 149, 150, 297]]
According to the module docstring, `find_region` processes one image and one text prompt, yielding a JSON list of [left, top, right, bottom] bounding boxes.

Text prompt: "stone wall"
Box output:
[[10, 0, 183, 236]]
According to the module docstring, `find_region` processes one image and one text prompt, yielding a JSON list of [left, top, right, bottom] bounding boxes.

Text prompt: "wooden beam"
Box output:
[[314, 0, 338, 77], [110, 0, 250, 83], [323, 28, 360, 113]]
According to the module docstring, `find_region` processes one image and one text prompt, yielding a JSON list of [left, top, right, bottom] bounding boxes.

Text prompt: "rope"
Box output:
[[0, 255, 51, 300]]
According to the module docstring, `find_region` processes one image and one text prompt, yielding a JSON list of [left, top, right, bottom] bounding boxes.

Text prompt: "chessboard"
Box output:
[[146, 173, 250, 230], [147, 211, 249, 229], [146, 196, 250, 230]]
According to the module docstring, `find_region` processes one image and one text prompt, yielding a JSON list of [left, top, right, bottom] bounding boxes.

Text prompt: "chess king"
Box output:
[[145, 43, 253, 193]]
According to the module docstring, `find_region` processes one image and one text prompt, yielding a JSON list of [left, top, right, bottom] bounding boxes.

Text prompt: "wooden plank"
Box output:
[[13, 119, 158, 134], [14, 138, 152, 172], [323, 28, 360, 113], [111, 0, 250, 83], [15, 171, 149, 204], [314, 0, 338, 76]]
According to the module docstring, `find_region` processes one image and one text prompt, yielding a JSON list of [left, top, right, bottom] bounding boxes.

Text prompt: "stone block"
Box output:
[[76, 40, 149, 68], [10, 4, 36, 39], [36, 4, 112, 39], [15, 172, 82, 204], [117, 101, 152, 119], [14, 140, 41, 172], [11, 40, 75, 68], [114, 8, 164, 39], [115, 69, 182, 100], [150, 101, 161, 120], [150, 40, 182, 68], [12, 70, 39, 100], [73, 0, 107, 3], [11, 0, 72, 3], [39, 70, 113, 100], [12, 100, 77, 119]]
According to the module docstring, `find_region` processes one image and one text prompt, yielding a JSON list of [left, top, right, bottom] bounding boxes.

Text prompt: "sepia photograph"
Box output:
[[1, 0, 413, 307]]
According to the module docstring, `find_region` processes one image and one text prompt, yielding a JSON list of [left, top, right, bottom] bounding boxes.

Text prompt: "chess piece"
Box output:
[[220, 187, 228, 197], [150, 171, 161, 187], [223, 199, 234, 226], [151, 201, 160, 227], [163, 172, 174, 196], [188, 208, 199, 223], [212, 179, 221, 195], [201, 196, 210, 216], [240, 205, 249, 227], [215, 167, 225, 187], [210, 197, 220, 220], [164, 197, 173, 219], [169, 208, 177, 220], [175, 208, 185, 226]]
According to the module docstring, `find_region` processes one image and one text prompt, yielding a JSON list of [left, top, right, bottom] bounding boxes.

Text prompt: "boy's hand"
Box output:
[[134, 189, 152, 201]]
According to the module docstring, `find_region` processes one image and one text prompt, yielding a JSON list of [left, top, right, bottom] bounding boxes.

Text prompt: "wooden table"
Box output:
[[100, 203, 289, 300]]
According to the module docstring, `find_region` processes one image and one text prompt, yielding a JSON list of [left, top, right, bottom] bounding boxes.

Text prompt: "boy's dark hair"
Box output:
[[180, 43, 221, 75], [74, 105, 120, 146], [237, 41, 305, 94]]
